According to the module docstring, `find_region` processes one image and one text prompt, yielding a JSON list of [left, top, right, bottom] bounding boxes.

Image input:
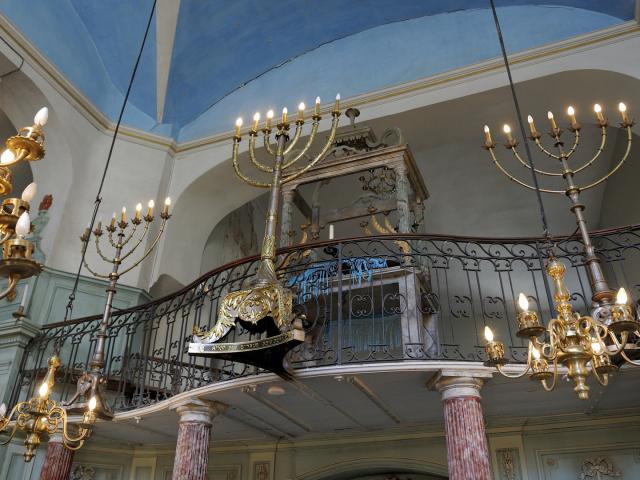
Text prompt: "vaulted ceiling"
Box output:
[[0, 1, 635, 140]]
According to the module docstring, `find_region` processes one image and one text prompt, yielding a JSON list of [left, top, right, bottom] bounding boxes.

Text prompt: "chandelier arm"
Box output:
[[605, 329, 630, 356], [489, 148, 564, 194], [53, 409, 89, 445], [117, 219, 168, 277], [232, 140, 271, 188], [579, 127, 632, 191], [0, 230, 13, 244], [118, 222, 139, 248], [282, 121, 320, 169], [262, 131, 276, 156], [94, 235, 115, 264], [620, 349, 640, 366], [249, 134, 274, 173], [119, 222, 150, 262], [572, 127, 606, 175], [0, 419, 19, 445], [496, 363, 532, 378], [0, 274, 20, 301], [511, 147, 562, 176], [591, 362, 609, 386], [540, 360, 558, 391], [533, 138, 561, 160], [282, 116, 338, 183], [283, 122, 304, 155], [81, 258, 109, 279]]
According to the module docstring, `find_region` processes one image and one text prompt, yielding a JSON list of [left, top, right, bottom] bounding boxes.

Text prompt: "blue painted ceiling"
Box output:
[[0, 1, 634, 141]]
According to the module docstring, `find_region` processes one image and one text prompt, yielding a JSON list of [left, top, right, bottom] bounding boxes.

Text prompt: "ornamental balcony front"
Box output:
[[9, 225, 640, 412]]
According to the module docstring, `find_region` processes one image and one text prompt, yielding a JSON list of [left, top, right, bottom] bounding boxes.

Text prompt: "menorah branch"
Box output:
[[119, 221, 151, 262], [249, 134, 273, 173], [282, 120, 320, 169], [283, 121, 304, 155], [232, 139, 271, 188]]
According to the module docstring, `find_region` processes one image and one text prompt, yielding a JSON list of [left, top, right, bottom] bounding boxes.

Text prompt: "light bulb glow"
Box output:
[[34, 107, 48, 127], [594, 104, 602, 113], [484, 326, 494, 342], [484, 125, 490, 133], [298, 102, 305, 111], [88, 396, 97, 411], [616, 287, 628, 305], [0, 149, 15, 165], [518, 293, 529, 311], [0, 403, 6, 418], [38, 382, 48, 398], [336, 93, 341, 100], [164, 197, 171, 206], [619, 102, 627, 112], [567, 106, 575, 116], [253, 112, 260, 122], [266, 110, 274, 119], [235, 117, 243, 127], [136, 203, 142, 212], [21, 182, 37, 202], [527, 115, 534, 123], [282, 107, 288, 114], [15, 212, 30, 237], [591, 341, 602, 355], [547, 111, 554, 119], [503, 124, 511, 134], [315, 96, 321, 104], [148, 200, 155, 208]]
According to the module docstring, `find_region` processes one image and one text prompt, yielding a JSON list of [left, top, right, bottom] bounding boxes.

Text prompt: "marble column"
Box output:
[[39, 433, 74, 480], [435, 376, 491, 480], [280, 189, 295, 247], [394, 165, 411, 233], [171, 400, 227, 480]]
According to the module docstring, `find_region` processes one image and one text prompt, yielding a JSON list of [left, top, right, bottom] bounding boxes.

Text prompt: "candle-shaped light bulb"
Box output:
[[484, 325, 494, 342], [594, 103, 604, 122], [110, 212, 116, 228], [619, 102, 630, 123], [591, 341, 602, 355], [266, 109, 274, 129], [527, 115, 538, 136], [251, 112, 260, 132], [147, 199, 155, 217], [0, 403, 6, 418], [88, 396, 97, 411], [38, 382, 48, 398], [616, 287, 628, 305], [234, 117, 243, 137], [96, 218, 102, 231], [329, 224, 335, 240], [135, 203, 142, 221], [281, 107, 288, 124], [21, 182, 37, 202], [297, 102, 305, 121], [483, 125, 492, 144], [334, 93, 341, 112], [547, 111, 557, 130], [567, 106, 576, 125], [34, 107, 49, 127], [315, 96, 321, 115], [0, 149, 15, 165], [20, 283, 29, 309], [163, 197, 171, 216], [518, 293, 529, 311], [503, 124, 513, 142], [15, 212, 30, 238], [120, 206, 126, 224], [532, 347, 541, 360]]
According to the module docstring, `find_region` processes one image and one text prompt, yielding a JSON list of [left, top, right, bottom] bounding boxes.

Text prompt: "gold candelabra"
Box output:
[[190, 95, 340, 363], [64, 198, 171, 419], [0, 356, 96, 462], [482, 102, 639, 399], [0, 107, 50, 302]]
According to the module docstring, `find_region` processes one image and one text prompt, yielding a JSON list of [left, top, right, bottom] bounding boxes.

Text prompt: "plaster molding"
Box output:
[[0, 318, 41, 348], [172, 398, 228, 424], [431, 375, 485, 401], [0, 12, 638, 155]]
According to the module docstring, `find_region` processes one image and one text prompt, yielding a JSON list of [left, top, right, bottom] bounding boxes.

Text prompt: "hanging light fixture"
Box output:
[[0, 0, 158, 461]]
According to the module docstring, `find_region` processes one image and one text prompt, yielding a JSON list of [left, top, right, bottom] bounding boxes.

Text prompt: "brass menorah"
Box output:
[[65, 198, 171, 419], [190, 95, 341, 372], [483, 102, 634, 316]]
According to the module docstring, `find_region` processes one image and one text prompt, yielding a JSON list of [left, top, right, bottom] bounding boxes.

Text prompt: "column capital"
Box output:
[[427, 370, 491, 401], [173, 398, 227, 425], [282, 189, 295, 200]]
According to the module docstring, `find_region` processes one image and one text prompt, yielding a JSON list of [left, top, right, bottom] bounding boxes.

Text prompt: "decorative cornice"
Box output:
[[0, 16, 637, 157]]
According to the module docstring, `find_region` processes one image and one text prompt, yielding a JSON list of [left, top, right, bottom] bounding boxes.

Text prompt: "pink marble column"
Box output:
[[39, 434, 74, 480], [171, 400, 226, 480], [436, 376, 491, 480]]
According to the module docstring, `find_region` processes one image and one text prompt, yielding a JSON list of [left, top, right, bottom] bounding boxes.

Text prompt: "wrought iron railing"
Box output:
[[10, 225, 640, 412]]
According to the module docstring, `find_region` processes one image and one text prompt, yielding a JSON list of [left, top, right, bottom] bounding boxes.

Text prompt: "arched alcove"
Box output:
[[298, 458, 448, 480]]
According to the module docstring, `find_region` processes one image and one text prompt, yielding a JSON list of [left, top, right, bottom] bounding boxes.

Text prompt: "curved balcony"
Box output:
[[10, 225, 640, 413]]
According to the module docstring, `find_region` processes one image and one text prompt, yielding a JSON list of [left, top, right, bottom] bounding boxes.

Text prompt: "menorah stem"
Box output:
[[255, 132, 288, 285], [555, 137, 613, 304]]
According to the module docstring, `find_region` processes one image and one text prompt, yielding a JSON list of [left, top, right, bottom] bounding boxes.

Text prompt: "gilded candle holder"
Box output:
[[484, 340, 507, 366], [530, 357, 553, 381], [592, 353, 618, 375], [608, 303, 638, 334], [516, 310, 545, 338]]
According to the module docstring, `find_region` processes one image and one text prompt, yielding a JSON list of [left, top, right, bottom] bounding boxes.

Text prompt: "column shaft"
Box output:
[[395, 166, 410, 233], [39, 437, 74, 480], [172, 421, 211, 480]]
